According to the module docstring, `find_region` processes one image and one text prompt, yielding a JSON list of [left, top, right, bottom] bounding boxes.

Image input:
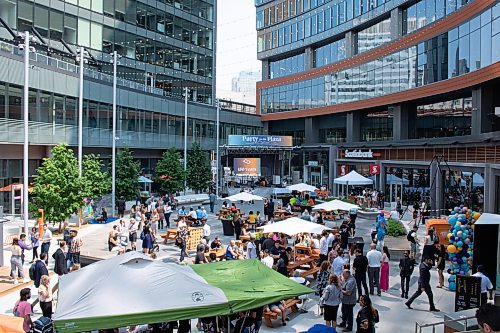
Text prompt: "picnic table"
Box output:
[[295, 244, 320, 259], [287, 256, 315, 272], [273, 210, 295, 220], [205, 246, 226, 260]]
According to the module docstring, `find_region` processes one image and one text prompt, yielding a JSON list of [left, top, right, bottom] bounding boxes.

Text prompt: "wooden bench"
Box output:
[[263, 299, 302, 328], [300, 266, 320, 279], [160, 229, 178, 244]]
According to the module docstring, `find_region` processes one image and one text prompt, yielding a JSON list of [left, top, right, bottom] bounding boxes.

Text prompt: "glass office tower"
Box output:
[[256, 0, 500, 214]]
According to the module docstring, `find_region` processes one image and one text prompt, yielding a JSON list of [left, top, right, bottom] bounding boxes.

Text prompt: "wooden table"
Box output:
[[295, 244, 320, 259], [239, 235, 250, 243], [287, 257, 314, 272], [274, 210, 292, 220], [205, 246, 226, 260]]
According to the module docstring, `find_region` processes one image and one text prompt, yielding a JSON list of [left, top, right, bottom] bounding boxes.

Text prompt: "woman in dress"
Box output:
[[322, 274, 342, 328], [317, 261, 331, 315], [380, 246, 391, 292], [436, 244, 446, 288], [141, 227, 154, 254]]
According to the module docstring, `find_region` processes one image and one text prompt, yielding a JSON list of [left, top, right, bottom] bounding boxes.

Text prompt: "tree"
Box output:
[[186, 143, 212, 193], [115, 146, 140, 200], [30, 144, 83, 226], [82, 154, 111, 198], [155, 148, 185, 194]]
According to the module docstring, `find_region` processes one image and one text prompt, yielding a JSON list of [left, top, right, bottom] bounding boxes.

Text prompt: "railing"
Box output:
[[415, 315, 477, 333]]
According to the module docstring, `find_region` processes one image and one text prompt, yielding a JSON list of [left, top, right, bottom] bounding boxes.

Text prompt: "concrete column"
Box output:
[[329, 145, 338, 195], [346, 111, 361, 143], [471, 86, 494, 135], [261, 60, 270, 80], [430, 161, 444, 217], [379, 162, 386, 194], [262, 121, 269, 134], [304, 47, 314, 70], [390, 7, 403, 39], [391, 104, 417, 140], [304, 117, 319, 144], [345, 31, 356, 57], [483, 165, 494, 213]]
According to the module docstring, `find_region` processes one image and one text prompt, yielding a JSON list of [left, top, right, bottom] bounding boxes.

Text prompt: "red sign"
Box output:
[[370, 164, 380, 175], [338, 165, 348, 176]]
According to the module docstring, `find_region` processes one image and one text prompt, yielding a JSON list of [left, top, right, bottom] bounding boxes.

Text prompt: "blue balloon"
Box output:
[[449, 217, 457, 225], [449, 282, 457, 291]]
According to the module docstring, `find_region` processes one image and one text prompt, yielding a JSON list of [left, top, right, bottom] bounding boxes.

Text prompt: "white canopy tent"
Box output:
[[312, 199, 359, 212], [334, 171, 373, 197], [225, 192, 265, 202], [260, 217, 331, 236], [287, 183, 318, 192], [459, 173, 484, 187]]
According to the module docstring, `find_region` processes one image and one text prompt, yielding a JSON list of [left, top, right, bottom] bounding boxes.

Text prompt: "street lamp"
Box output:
[[215, 99, 220, 198], [111, 51, 120, 217], [184, 87, 189, 195], [76, 47, 90, 177]]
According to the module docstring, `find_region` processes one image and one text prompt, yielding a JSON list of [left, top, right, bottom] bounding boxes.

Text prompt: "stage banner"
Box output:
[[227, 135, 293, 147], [234, 158, 261, 176]]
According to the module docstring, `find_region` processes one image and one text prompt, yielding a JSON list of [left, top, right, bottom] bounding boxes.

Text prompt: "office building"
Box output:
[[256, 0, 500, 213]]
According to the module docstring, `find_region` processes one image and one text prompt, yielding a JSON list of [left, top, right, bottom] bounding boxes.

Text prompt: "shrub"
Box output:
[[386, 218, 406, 237]]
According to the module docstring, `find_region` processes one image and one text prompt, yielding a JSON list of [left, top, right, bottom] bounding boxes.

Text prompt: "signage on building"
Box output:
[[338, 165, 348, 176], [455, 275, 481, 312], [370, 164, 380, 175], [344, 149, 377, 158], [227, 135, 293, 147], [308, 161, 319, 167], [234, 158, 261, 176]]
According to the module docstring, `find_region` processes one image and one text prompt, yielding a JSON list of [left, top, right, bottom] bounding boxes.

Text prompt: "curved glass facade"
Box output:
[[314, 38, 346, 67], [259, 4, 500, 114], [269, 53, 305, 79]]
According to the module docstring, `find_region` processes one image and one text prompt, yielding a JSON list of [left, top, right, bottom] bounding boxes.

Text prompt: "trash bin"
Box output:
[[348, 237, 365, 252], [221, 218, 234, 236]]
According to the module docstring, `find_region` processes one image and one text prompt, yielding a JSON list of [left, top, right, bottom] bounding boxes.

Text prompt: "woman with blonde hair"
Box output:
[[10, 238, 23, 284], [150, 209, 159, 238], [38, 275, 53, 318]]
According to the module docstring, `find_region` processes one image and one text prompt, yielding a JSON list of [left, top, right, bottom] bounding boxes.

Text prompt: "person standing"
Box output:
[[366, 244, 382, 296], [13, 288, 33, 333], [333, 249, 345, 277], [17, 234, 33, 266], [38, 275, 53, 318], [436, 244, 446, 288], [407, 226, 419, 258], [157, 204, 165, 230], [202, 220, 211, 244], [10, 238, 24, 284], [399, 250, 416, 299], [128, 219, 138, 251], [117, 196, 126, 218], [68, 230, 83, 268], [356, 295, 379, 333], [246, 235, 258, 259], [165, 203, 172, 229], [475, 303, 500, 333], [53, 241, 68, 276], [29, 227, 40, 263], [405, 257, 440, 312], [380, 246, 391, 292], [142, 228, 154, 254], [319, 231, 329, 265], [472, 265, 494, 305], [353, 248, 369, 298], [177, 225, 190, 262], [40, 224, 52, 264], [422, 229, 436, 264], [233, 214, 242, 240], [209, 192, 216, 213], [339, 269, 357, 332], [34, 253, 49, 288], [322, 274, 342, 328]]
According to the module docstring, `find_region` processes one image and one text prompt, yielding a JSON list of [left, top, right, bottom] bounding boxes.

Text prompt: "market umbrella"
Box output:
[[0, 314, 25, 333], [225, 192, 265, 202], [260, 217, 331, 236], [312, 199, 359, 212], [287, 183, 318, 192]]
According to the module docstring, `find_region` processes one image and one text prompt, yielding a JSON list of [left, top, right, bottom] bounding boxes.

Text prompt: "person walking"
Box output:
[[380, 246, 390, 292], [355, 295, 379, 333], [366, 244, 382, 296], [353, 248, 369, 298], [209, 192, 216, 213], [177, 225, 190, 262], [38, 275, 53, 318], [399, 250, 416, 299], [10, 238, 24, 284], [52, 241, 68, 276], [472, 265, 494, 305], [29, 227, 40, 263], [435, 244, 446, 288], [405, 257, 440, 312], [40, 224, 52, 264], [322, 274, 342, 328], [476, 303, 500, 333], [339, 269, 357, 332], [13, 288, 33, 333]]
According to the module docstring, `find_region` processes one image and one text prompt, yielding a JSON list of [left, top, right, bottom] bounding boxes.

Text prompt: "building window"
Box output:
[[357, 17, 391, 54]]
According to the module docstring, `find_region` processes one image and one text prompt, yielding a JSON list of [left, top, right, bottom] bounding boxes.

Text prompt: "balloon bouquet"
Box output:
[[446, 206, 480, 291]]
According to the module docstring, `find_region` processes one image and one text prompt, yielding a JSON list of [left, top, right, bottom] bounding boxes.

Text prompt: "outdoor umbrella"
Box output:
[[312, 199, 359, 212], [260, 217, 331, 236], [287, 183, 318, 192], [225, 192, 265, 202]]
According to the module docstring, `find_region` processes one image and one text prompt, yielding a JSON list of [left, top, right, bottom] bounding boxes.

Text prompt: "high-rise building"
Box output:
[[0, 0, 263, 213], [256, 0, 500, 213]]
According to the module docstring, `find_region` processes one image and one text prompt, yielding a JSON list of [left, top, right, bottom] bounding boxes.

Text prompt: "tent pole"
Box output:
[[227, 316, 231, 333]]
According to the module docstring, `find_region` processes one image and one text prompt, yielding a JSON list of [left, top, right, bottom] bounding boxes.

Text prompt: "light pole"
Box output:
[[77, 47, 89, 177], [20, 31, 33, 233], [184, 87, 189, 195], [215, 99, 220, 198], [111, 51, 118, 216]]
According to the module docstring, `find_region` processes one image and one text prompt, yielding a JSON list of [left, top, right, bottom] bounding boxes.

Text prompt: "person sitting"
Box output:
[[308, 196, 315, 206], [266, 300, 288, 326], [196, 206, 204, 220], [256, 211, 263, 226], [187, 208, 198, 221], [221, 201, 229, 209], [301, 209, 312, 221], [97, 207, 108, 223], [225, 240, 240, 260], [230, 203, 237, 212], [314, 211, 324, 224], [241, 224, 250, 237], [201, 207, 208, 220], [108, 228, 124, 254], [178, 206, 187, 216], [290, 196, 297, 206], [211, 236, 222, 250], [285, 203, 293, 214]]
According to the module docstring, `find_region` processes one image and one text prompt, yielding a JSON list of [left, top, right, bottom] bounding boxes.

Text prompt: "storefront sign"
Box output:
[[338, 165, 348, 176], [228, 135, 293, 147], [344, 149, 374, 158], [455, 275, 481, 312], [308, 161, 319, 167], [234, 158, 261, 176], [370, 164, 380, 175]]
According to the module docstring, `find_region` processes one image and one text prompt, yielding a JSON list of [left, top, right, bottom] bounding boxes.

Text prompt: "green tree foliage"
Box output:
[[186, 143, 212, 193], [82, 154, 111, 198], [30, 144, 82, 225], [115, 146, 140, 200], [155, 148, 185, 194]]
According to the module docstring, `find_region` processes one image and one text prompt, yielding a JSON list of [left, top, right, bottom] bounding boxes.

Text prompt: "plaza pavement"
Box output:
[[0, 193, 478, 332]]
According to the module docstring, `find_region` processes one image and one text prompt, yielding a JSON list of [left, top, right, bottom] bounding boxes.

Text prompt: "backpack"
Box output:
[[13, 302, 21, 317], [29, 262, 36, 281], [140, 231, 145, 241]]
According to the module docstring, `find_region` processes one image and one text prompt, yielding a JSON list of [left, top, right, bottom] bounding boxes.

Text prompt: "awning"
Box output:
[[334, 171, 373, 186]]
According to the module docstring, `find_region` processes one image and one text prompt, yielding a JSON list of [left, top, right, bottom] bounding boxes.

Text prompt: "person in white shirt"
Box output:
[[202, 221, 211, 243], [128, 219, 138, 251], [327, 232, 335, 253], [472, 265, 494, 305], [312, 235, 320, 249], [366, 243, 382, 296], [246, 235, 258, 259], [333, 249, 345, 276], [40, 224, 52, 264], [319, 231, 329, 264], [261, 249, 274, 268]]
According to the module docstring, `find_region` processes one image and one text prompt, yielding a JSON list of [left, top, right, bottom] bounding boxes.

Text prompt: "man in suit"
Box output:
[[52, 241, 68, 276], [405, 257, 440, 312], [34, 253, 49, 288]]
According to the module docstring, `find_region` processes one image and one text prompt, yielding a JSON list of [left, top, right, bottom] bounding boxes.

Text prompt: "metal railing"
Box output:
[[415, 315, 477, 333]]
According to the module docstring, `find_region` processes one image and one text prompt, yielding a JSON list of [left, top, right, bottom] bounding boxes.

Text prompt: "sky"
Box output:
[[216, 0, 261, 102]]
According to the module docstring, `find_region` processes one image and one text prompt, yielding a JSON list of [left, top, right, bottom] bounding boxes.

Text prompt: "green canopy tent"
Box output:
[[53, 252, 312, 333]]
